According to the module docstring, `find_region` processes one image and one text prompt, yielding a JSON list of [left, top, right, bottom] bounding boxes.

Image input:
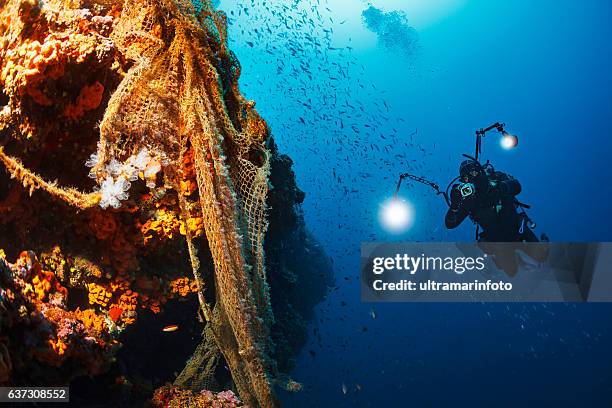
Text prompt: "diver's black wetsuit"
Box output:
[[445, 169, 538, 242], [444, 161, 546, 276]]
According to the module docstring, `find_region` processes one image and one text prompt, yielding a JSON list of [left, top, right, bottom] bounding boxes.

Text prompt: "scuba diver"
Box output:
[[444, 157, 540, 243], [392, 122, 549, 276], [394, 122, 548, 244], [444, 156, 549, 276]]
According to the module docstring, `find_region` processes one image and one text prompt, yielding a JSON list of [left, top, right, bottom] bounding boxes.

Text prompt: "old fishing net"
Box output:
[[104, 1, 277, 406]]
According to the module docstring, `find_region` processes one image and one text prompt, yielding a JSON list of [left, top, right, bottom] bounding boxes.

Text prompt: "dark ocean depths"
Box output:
[[218, 0, 612, 406]]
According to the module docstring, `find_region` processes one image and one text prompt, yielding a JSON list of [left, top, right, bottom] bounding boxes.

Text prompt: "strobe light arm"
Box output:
[[395, 173, 450, 207], [475, 122, 506, 161]]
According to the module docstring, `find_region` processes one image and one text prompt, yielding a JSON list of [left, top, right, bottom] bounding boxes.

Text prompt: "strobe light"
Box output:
[[500, 131, 519, 150], [379, 197, 415, 234], [475, 122, 519, 160]]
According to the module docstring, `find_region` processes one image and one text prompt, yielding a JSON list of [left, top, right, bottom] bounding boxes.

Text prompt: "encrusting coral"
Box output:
[[152, 385, 243, 408], [63, 81, 105, 119], [0, 251, 118, 374]]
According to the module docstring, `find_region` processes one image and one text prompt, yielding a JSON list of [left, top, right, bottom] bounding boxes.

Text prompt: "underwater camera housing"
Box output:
[[459, 182, 475, 198]]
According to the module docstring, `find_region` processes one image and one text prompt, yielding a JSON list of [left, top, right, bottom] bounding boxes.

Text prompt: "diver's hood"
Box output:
[[459, 160, 480, 178]]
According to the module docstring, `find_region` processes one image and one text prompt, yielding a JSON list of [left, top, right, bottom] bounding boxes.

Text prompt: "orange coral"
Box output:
[[138, 291, 162, 314], [86, 282, 113, 307], [76, 308, 107, 334], [15, 251, 68, 301], [180, 178, 197, 196], [0, 7, 116, 137], [64, 81, 105, 119], [177, 147, 205, 238], [180, 216, 204, 237], [0, 38, 63, 105], [32, 270, 54, 300], [108, 306, 123, 322], [170, 277, 199, 297], [140, 208, 182, 244], [0, 34, 100, 107], [49, 338, 68, 356], [180, 148, 198, 196], [117, 290, 138, 312], [109, 279, 130, 293], [139, 198, 205, 243]]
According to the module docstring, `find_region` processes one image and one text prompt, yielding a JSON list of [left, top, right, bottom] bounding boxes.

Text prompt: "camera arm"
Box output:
[[395, 173, 450, 207], [475, 122, 506, 160]]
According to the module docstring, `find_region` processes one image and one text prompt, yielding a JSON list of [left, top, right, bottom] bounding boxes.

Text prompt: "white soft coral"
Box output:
[[122, 148, 150, 181], [85, 146, 164, 208], [126, 147, 150, 171], [98, 175, 131, 209]]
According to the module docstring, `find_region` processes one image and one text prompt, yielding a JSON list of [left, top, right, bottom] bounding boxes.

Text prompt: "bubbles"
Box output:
[[379, 197, 415, 234]]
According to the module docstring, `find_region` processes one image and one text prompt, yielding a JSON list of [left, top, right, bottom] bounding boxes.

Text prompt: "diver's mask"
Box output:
[[459, 160, 480, 181]]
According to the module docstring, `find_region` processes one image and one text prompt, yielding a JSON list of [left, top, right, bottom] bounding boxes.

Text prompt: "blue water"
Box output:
[[219, 0, 612, 406]]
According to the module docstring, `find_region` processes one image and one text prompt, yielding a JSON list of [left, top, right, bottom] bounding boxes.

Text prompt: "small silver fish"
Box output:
[[341, 382, 347, 395], [370, 308, 377, 319]]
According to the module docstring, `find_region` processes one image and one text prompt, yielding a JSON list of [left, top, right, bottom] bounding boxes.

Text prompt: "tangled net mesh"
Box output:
[[0, 0, 277, 406]]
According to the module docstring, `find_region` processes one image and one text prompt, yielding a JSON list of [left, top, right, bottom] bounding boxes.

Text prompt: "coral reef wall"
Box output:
[[266, 139, 334, 373]]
